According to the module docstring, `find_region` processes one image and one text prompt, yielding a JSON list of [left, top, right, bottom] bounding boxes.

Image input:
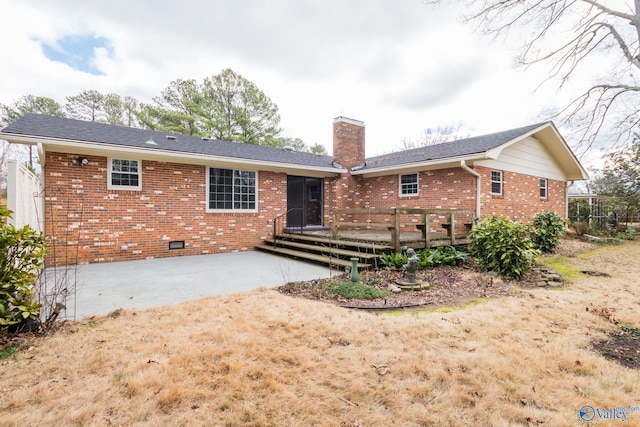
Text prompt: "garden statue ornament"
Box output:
[[395, 247, 427, 290]]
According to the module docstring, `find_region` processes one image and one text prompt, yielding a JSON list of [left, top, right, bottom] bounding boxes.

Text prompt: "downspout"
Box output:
[[37, 143, 45, 167], [460, 160, 481, 218]]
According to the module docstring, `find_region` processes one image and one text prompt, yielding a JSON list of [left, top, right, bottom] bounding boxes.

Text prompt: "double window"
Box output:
[[108, 158, 141, 190], [400, 173, 418, 196], [490, 170, 503, 195], [208, 168, 257, 211]]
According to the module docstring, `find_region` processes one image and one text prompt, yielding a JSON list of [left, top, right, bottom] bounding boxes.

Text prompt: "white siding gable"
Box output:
[[475, 136, 566, 180]]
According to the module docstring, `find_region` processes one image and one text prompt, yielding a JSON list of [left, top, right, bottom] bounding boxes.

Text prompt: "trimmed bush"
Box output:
[[469, 216, 540, 279], [532, 210, 566, 253]]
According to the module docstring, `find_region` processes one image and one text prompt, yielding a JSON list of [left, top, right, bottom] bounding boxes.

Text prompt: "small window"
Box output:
[[540, 178, 548, 199], [491, 170, 503, 195], [108, 158, 141, 190], [207, 168, 257, 211], [400, 173, 418, 196]]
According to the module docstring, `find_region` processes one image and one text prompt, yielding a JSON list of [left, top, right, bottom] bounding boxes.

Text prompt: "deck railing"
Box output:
[[332, 208, 475, 252]]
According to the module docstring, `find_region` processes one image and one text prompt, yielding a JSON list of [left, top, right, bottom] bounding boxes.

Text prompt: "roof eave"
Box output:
[[352, 153, 487, 177], [1, 133, 346, 177]]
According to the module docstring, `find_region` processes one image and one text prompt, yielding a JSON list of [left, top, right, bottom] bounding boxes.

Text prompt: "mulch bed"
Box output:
[[277, 237, 600, 311], [277, 263, 541, 310]]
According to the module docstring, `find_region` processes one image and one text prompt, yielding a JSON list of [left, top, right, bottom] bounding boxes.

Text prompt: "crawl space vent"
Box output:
[[169, 240, 185, 250]]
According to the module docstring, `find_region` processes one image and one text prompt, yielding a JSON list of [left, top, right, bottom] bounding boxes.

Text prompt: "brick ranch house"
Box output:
[[0, 114, 588, 266]]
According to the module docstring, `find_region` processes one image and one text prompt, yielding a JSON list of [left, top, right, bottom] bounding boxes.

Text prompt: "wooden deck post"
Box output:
[[449, 212, 456, 245], [392, 207, 401, 253], [423, 212, 430, 248]]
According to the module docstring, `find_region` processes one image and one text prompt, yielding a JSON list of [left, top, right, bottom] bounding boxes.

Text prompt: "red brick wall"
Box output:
[[359, 168, 476, 211], [327, 168, 477, 232], [325, 166, 566, 227], [475, 166, 566, 222], [43, 152, 287, 265]]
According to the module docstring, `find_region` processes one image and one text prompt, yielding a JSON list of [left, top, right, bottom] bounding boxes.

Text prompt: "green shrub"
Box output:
[[469, 215, 540, 279], [418, 246, 468, 268], [0, 208, 46, 327], [380, 252, 408, 269], [616, 231, 637, 240], [532, 211, 566, 253], [326, 281, 390, 300]]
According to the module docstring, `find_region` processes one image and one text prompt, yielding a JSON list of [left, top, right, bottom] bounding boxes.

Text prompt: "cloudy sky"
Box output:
[[1, 0, 589, 160]]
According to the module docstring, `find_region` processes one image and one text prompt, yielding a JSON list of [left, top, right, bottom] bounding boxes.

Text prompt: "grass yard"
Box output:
[[1, 242, 639, 426]]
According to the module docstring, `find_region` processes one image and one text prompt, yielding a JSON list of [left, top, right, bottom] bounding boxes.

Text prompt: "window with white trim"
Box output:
[[400, 173, 418, 196], [491, 170, 503, 195], [540, 178, 548, 199], [108, 158, 141, 190], [208, 168, 257, 211]]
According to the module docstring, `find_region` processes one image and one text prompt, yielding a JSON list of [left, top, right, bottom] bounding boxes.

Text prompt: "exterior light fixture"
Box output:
[[72, 156, 89, 166]]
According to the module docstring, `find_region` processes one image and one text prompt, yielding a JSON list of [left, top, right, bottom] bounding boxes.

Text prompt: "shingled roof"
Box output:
[[363, 122, 548, 170], [1, 114, 588, 180], [0, 113, 337, 170]]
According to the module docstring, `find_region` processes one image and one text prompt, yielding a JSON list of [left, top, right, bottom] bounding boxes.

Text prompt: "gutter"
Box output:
[[1, 133, 347, 176], [350, 153, 484, 176], [460, 160, 481, 218]]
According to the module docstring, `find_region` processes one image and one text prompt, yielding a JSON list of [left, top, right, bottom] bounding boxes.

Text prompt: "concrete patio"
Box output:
[[44, 251, 334, 320]]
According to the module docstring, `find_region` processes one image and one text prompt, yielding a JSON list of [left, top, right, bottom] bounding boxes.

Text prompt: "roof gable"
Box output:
[[364, 122, 547, 169], [358, 122, 588, 181]]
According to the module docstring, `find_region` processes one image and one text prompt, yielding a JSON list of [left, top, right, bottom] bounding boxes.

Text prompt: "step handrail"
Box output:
[[272, 208, 304, 247]]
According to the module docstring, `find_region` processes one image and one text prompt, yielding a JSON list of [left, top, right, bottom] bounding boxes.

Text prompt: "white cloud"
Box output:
[[0, 0, 598, 165]]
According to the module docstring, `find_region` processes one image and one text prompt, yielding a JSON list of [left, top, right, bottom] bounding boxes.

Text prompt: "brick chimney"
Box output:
[[332, 116, 365, 169], [330, 116, 365, 211]]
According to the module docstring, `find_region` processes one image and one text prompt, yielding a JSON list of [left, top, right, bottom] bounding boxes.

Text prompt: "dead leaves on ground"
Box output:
[[371, 364, 390, 376], [586, 303, 619, 325]]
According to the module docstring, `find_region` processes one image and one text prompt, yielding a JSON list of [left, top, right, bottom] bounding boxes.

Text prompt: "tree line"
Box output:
[[0, 68, 327, 155]]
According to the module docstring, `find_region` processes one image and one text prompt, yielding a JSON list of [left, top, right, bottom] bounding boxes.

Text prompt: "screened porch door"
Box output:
[[286, 176, 323, 228]]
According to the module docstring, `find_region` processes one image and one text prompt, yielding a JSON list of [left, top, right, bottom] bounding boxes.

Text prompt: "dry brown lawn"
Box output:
[[1, 241, 640, 426]]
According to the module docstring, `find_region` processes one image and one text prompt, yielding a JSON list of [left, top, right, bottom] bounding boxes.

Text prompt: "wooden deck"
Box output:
[[261, 207, 474, 268], [330, 208, 474, 252]]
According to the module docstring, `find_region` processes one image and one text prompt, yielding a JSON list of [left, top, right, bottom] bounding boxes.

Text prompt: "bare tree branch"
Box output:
[[428, 0, 640, 150]]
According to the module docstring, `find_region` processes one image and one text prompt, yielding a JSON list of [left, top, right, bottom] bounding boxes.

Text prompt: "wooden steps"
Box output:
[[256, 233, 392, 269], [279, 233, 391, 251]]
